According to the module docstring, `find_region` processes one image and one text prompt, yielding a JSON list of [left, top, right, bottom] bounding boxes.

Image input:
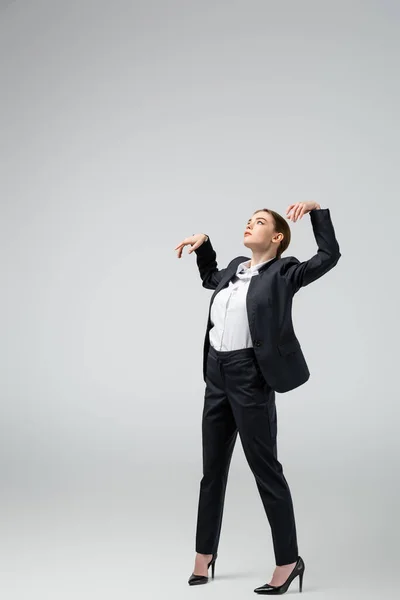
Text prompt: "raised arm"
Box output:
[[174, 232, 229, 290], [193, 235, 229, 290], [283, 206, 341, 293]]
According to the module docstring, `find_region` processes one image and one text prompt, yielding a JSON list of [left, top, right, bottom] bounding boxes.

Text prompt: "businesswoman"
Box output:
[[174, 201, 341, 595]]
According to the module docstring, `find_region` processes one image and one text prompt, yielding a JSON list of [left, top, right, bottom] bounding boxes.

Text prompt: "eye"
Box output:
[[247, 219, 265, 227]]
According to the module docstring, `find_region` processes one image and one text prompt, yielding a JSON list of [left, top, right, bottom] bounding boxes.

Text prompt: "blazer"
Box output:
[[194, 208, 341, 393]]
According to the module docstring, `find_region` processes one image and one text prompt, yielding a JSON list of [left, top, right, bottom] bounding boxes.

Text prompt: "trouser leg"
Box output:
[[195, 348, 238, 554], [221, 348, 299, 566]]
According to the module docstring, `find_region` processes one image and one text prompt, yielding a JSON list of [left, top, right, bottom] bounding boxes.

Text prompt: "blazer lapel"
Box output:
[[210, 267, 236, 305], [208, 256, 248, 306]]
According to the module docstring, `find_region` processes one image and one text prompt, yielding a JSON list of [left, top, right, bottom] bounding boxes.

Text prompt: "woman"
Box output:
[[174, 201, 341, 595]]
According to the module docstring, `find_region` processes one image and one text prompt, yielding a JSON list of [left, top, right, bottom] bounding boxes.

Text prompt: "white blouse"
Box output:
[[209, 257, 274, 351]]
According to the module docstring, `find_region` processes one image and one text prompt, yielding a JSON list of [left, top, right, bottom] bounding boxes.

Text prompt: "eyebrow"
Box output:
[[247, 216, 267, 223]]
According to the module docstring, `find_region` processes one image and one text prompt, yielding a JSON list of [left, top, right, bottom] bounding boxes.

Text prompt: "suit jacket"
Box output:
[[194, 208, 341, 393]]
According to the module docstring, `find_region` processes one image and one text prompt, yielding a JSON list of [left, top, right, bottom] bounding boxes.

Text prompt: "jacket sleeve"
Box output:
[[194, 235, 229, 290], [283, 208, 341, 293]]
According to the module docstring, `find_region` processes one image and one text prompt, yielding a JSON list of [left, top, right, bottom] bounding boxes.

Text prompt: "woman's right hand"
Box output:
[[174, 233, 208, 258]]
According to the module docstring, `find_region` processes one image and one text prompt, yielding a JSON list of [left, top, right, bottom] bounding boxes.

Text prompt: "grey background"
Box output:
[[1, 1, 399, 598]]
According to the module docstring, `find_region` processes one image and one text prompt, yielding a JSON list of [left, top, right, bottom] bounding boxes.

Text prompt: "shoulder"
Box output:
[[277, 256, 300, 275], [279, 255, 299, 265]]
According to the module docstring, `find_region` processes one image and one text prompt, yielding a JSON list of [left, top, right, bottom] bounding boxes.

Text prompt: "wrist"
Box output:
[[192, 233, 209, 242]]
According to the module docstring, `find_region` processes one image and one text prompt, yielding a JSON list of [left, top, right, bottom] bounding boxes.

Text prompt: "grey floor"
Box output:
[[2, 449, 396, 600]]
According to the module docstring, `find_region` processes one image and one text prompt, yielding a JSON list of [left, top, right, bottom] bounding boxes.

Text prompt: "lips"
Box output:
[[244, 232, 251, 237]]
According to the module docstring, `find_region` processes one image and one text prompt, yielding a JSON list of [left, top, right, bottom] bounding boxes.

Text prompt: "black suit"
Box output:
[[193, 208, 341, 565], [195, 208, 341, 393]]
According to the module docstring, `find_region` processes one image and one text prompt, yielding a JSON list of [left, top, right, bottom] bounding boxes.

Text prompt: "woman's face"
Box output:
[[243, 211, 281, 250]]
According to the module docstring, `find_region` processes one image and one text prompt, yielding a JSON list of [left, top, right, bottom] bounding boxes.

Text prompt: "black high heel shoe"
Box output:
[[188, 552, 218, 586], [254, 556, 305, 595]]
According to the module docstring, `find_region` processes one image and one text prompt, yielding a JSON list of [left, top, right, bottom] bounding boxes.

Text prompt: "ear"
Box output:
[[273, 232, 284, 243]]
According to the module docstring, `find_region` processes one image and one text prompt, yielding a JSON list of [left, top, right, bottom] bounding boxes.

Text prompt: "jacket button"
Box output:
[[254, 340, 262, 347]]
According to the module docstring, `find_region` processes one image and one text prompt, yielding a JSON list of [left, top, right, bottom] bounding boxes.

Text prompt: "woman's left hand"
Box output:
[[286, 201, 321, 222]]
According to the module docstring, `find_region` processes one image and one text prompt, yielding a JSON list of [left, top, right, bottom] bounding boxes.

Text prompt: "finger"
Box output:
[[286, 204, 295, 215], [288, 203, 299, 220], [294, 204, 303, 221], [175, 237, 193, 251], [286, 205, 297, 218], [174, 238, 189, 250], [188, 241, 201, 254], [175, 242, 186, 256]]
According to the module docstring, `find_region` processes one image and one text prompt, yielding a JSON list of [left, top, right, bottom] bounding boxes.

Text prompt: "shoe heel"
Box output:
[[299, 570, 304, 592], [208, 552, 217, 579]]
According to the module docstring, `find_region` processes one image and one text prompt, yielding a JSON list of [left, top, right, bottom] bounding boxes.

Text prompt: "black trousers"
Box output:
[[195, 345, 299, 566]]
